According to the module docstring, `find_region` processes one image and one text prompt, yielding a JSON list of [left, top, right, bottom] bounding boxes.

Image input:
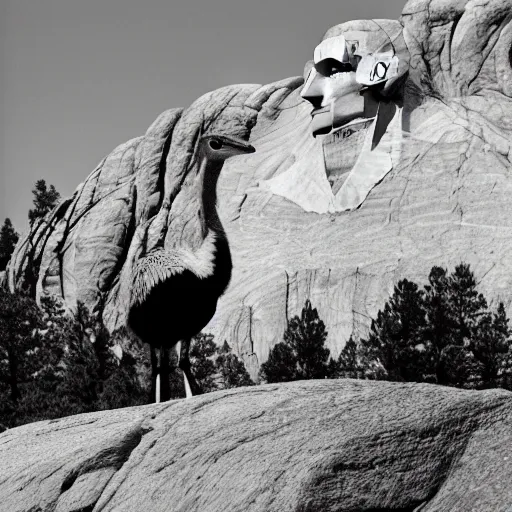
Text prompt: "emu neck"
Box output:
[[164, 153, 225, 254], [200, 156, 224, 234]]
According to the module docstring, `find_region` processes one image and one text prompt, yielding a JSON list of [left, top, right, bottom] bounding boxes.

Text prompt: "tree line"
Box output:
[[0, 291, 146, 430], [261, 264, 512, 392], [0, 287, 253, 430]]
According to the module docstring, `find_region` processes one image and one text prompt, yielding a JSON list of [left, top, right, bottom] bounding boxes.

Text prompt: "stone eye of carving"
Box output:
[[332, 63, 353, 75], [209, 139, 223, 150], [317, 59, 353, 77]]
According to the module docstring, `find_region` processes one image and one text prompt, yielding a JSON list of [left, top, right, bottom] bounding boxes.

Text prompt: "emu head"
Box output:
[[199, 134, 256, 163]]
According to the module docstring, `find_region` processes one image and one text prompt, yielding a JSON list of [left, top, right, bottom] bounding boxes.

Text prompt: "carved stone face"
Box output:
[[301, 27, 402, 137], [301, 36, 365, 136]]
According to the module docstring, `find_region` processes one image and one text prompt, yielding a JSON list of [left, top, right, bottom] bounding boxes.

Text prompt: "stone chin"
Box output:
[[310, 107, 367, 137], [310, 111, 333, 137]]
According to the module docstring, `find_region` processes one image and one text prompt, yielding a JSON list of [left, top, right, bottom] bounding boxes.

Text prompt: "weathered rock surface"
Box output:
[[1, 380, 512, 511], [210, 0, 512, 374], [6, 0, 512, 378]]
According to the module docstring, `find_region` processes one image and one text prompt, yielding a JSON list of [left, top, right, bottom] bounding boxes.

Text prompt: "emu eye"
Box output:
[[209, 139, 223, 150]]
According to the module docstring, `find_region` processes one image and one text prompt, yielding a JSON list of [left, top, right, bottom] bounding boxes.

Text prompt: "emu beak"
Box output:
[[231, 139, 256, 155], [221, 135, 256, 155]]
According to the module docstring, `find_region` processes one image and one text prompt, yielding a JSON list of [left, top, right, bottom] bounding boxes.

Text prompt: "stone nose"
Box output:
[[301, 69, 326, 109]]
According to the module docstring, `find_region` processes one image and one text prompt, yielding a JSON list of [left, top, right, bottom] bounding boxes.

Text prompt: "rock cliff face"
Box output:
[[6, 0, 512, 378], [1, 380, 512, 512]]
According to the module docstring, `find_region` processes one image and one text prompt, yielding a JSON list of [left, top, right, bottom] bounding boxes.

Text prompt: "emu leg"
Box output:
[[175, 341, 191, 398], [159, 347, 171, 402], [155, 374, 161, 403], [178, 338, 202, 397], [150, 346, 159, 403]]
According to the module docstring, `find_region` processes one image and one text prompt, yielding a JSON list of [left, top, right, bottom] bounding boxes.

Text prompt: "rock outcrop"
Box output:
[[6, 0, 512, 378], [1, 380, 512, 512]]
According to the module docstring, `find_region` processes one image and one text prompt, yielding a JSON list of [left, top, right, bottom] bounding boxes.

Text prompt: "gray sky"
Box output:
[[0, 0, 405, 232]]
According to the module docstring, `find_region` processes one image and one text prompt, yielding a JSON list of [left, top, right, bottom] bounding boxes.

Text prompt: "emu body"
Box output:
[[128, 134, 255, 401]]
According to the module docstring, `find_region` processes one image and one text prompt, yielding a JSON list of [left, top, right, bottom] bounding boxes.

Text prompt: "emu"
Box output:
[[128, 134, 255, 402]]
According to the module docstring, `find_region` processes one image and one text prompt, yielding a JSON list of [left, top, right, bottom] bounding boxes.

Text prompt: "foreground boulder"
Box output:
[[1, 380, 512, 511]]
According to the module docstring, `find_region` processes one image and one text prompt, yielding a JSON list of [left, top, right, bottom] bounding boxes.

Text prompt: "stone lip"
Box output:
[[1, 380, 511, 512]]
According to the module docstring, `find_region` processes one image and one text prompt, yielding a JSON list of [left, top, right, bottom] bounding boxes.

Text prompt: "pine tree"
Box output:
[[0, 218, 19, 271], [448, 263, 488, 345], [215, 341, 254, 389], [259, 342, 298, 383], [0, 290, 44, 401], [190, 333, 218, 393], [360, 279, 427, 382], [336, 336, 362, 379], [260, 300, 330, 382], [442, 263, 487, 386], [471, 303, 511, 389], [422, 266, 453, 385], [285, 300, 330, 379], [326, 356, 341, 378], [28, 180, 61, 225]]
